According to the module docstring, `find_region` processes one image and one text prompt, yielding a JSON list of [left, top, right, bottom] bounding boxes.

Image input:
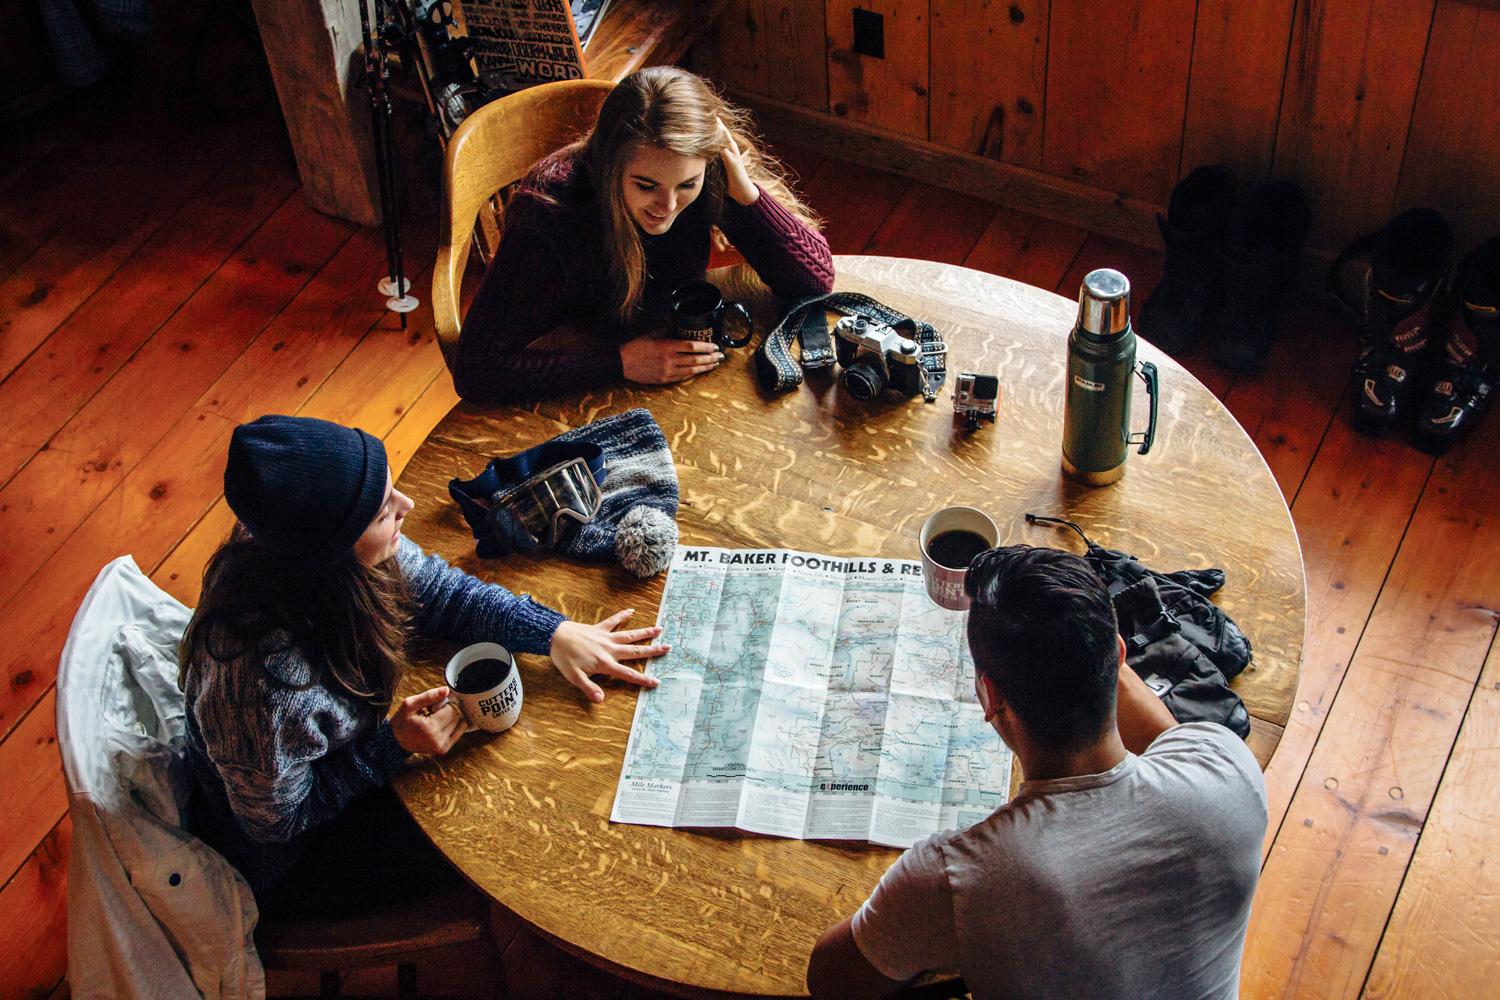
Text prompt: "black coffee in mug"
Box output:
[[454, 657, 512, 694], [926, 529, 990, 570]]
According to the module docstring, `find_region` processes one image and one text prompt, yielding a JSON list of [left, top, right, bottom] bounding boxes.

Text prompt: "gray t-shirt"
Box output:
[[850, 722, 1267, 1000]]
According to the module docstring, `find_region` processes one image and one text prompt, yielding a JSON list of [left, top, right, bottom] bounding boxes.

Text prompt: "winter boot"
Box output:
[[1141, 165, 1238, 353], [1414, 238, 1500, 452], [1209, 181, 1311, 371], [1337, 207, 1454, 434]]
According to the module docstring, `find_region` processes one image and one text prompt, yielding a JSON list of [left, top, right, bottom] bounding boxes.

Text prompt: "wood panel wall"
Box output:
[[705, 0, 1500, 257]]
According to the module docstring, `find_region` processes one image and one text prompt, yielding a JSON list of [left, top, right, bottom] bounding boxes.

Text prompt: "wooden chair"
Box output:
[[432, 79, 614, 367], [56, 556, 495, 998]]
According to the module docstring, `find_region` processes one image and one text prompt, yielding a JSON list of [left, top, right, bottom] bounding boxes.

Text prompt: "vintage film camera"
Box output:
[[953, 372, 1000, 429], [832, 316, 946, 402]]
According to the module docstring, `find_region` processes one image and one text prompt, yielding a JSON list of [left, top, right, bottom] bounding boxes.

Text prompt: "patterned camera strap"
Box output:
[[754, 291, 948, 400]]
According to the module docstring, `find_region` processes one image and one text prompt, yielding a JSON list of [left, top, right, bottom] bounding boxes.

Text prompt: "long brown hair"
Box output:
[[179, 526, 411, 710], [569, 66, 820, 323]]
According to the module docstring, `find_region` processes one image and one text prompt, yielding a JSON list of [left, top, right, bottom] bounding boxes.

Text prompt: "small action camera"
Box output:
[[953, 372, 999, 429]]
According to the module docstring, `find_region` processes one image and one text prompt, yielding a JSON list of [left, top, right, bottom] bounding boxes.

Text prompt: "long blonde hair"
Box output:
[[577, 66, 820, 323]]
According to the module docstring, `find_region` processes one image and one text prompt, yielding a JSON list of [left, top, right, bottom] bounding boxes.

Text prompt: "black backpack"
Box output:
[[1028, 515, 1253, 738]]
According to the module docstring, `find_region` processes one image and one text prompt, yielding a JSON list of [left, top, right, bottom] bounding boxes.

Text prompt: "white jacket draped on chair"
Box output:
[[56, 556, 263, 999]]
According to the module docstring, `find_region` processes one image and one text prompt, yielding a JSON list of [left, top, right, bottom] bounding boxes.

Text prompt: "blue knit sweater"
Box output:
[[183, 537, 564, 895]]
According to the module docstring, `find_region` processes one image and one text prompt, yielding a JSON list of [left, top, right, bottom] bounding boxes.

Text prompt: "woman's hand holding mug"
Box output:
[[391, 686, 469, 755], [621, 335, 723, 384]]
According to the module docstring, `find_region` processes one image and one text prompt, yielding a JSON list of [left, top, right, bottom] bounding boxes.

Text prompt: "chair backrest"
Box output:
[[432, 79, 614, 365]]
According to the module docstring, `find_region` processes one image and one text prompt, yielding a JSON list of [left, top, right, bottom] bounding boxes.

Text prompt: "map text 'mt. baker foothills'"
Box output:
[[681, 549, 922, 576]]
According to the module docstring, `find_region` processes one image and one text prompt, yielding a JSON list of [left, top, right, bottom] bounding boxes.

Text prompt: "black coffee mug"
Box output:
[[670, 281, 753, 349]]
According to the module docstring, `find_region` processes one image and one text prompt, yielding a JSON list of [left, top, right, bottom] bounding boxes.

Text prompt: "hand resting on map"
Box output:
[[550, 609, 668, 703]]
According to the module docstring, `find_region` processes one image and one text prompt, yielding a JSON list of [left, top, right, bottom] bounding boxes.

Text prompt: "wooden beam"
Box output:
[[249, 0, 383, 226], [736, 90, 1165, 253]]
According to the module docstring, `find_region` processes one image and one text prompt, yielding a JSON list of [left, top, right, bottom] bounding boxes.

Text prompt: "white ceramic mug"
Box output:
[[918, 506, 999, 611], [444, 642, 523, 733]]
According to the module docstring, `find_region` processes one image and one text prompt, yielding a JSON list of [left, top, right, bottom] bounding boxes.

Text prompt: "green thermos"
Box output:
[[1061, 269, 1159, 486]]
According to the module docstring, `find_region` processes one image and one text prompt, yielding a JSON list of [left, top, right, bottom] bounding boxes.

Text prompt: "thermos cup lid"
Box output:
[[1078, 268, 1131, 337]]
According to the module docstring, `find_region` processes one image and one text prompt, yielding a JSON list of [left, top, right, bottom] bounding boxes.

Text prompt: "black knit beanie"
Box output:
[[223, 415, 388, 565]]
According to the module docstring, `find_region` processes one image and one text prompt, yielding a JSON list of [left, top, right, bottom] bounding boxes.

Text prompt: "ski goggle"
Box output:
[[449, 442, 609, 558], [491, 456, 603, 549]]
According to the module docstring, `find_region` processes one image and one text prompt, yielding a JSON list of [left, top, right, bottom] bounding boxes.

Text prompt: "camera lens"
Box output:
[[841, 356, 888, 400]]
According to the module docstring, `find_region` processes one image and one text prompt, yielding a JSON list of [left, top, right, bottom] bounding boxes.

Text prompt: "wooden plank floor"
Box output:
[[3, 60, 1498, 1000]]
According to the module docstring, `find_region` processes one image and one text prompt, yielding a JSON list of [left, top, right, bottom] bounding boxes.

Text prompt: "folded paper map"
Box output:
[[611, 546, 1013, 848]]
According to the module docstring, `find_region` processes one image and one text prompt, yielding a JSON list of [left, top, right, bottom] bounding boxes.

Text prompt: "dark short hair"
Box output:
[[965, 545, 1120, 752]]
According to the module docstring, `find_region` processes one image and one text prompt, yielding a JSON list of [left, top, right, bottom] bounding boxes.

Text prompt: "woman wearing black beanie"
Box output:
[[178, 414, 665, 910]]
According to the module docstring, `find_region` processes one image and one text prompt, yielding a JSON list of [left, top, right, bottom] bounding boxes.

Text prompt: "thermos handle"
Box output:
[[715, 302, 754, 349], [1130, 360, 1159, 455]]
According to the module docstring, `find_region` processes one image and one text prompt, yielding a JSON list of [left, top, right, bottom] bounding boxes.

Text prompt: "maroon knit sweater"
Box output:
[[453, 150, 834, 402]]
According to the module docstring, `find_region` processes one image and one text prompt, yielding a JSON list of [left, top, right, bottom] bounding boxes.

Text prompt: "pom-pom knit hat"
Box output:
[[449, 408, 679, 577], [559, 409, 678, 576], [224, 415, 388, 566]]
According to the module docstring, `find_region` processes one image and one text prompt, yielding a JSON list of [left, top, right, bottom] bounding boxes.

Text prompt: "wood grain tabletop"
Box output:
[[392, 255, 1305, 997]]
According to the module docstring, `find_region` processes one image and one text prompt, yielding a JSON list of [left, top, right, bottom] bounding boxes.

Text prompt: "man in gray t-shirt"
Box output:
[[807, 546, 1267, 1000]]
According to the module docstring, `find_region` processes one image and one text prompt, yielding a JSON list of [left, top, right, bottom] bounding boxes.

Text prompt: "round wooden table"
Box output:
[[392, 256, 1304, 998]]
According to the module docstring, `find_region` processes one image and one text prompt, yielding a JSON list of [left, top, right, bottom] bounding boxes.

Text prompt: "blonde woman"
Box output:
[[453, 66, 833, 402]]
